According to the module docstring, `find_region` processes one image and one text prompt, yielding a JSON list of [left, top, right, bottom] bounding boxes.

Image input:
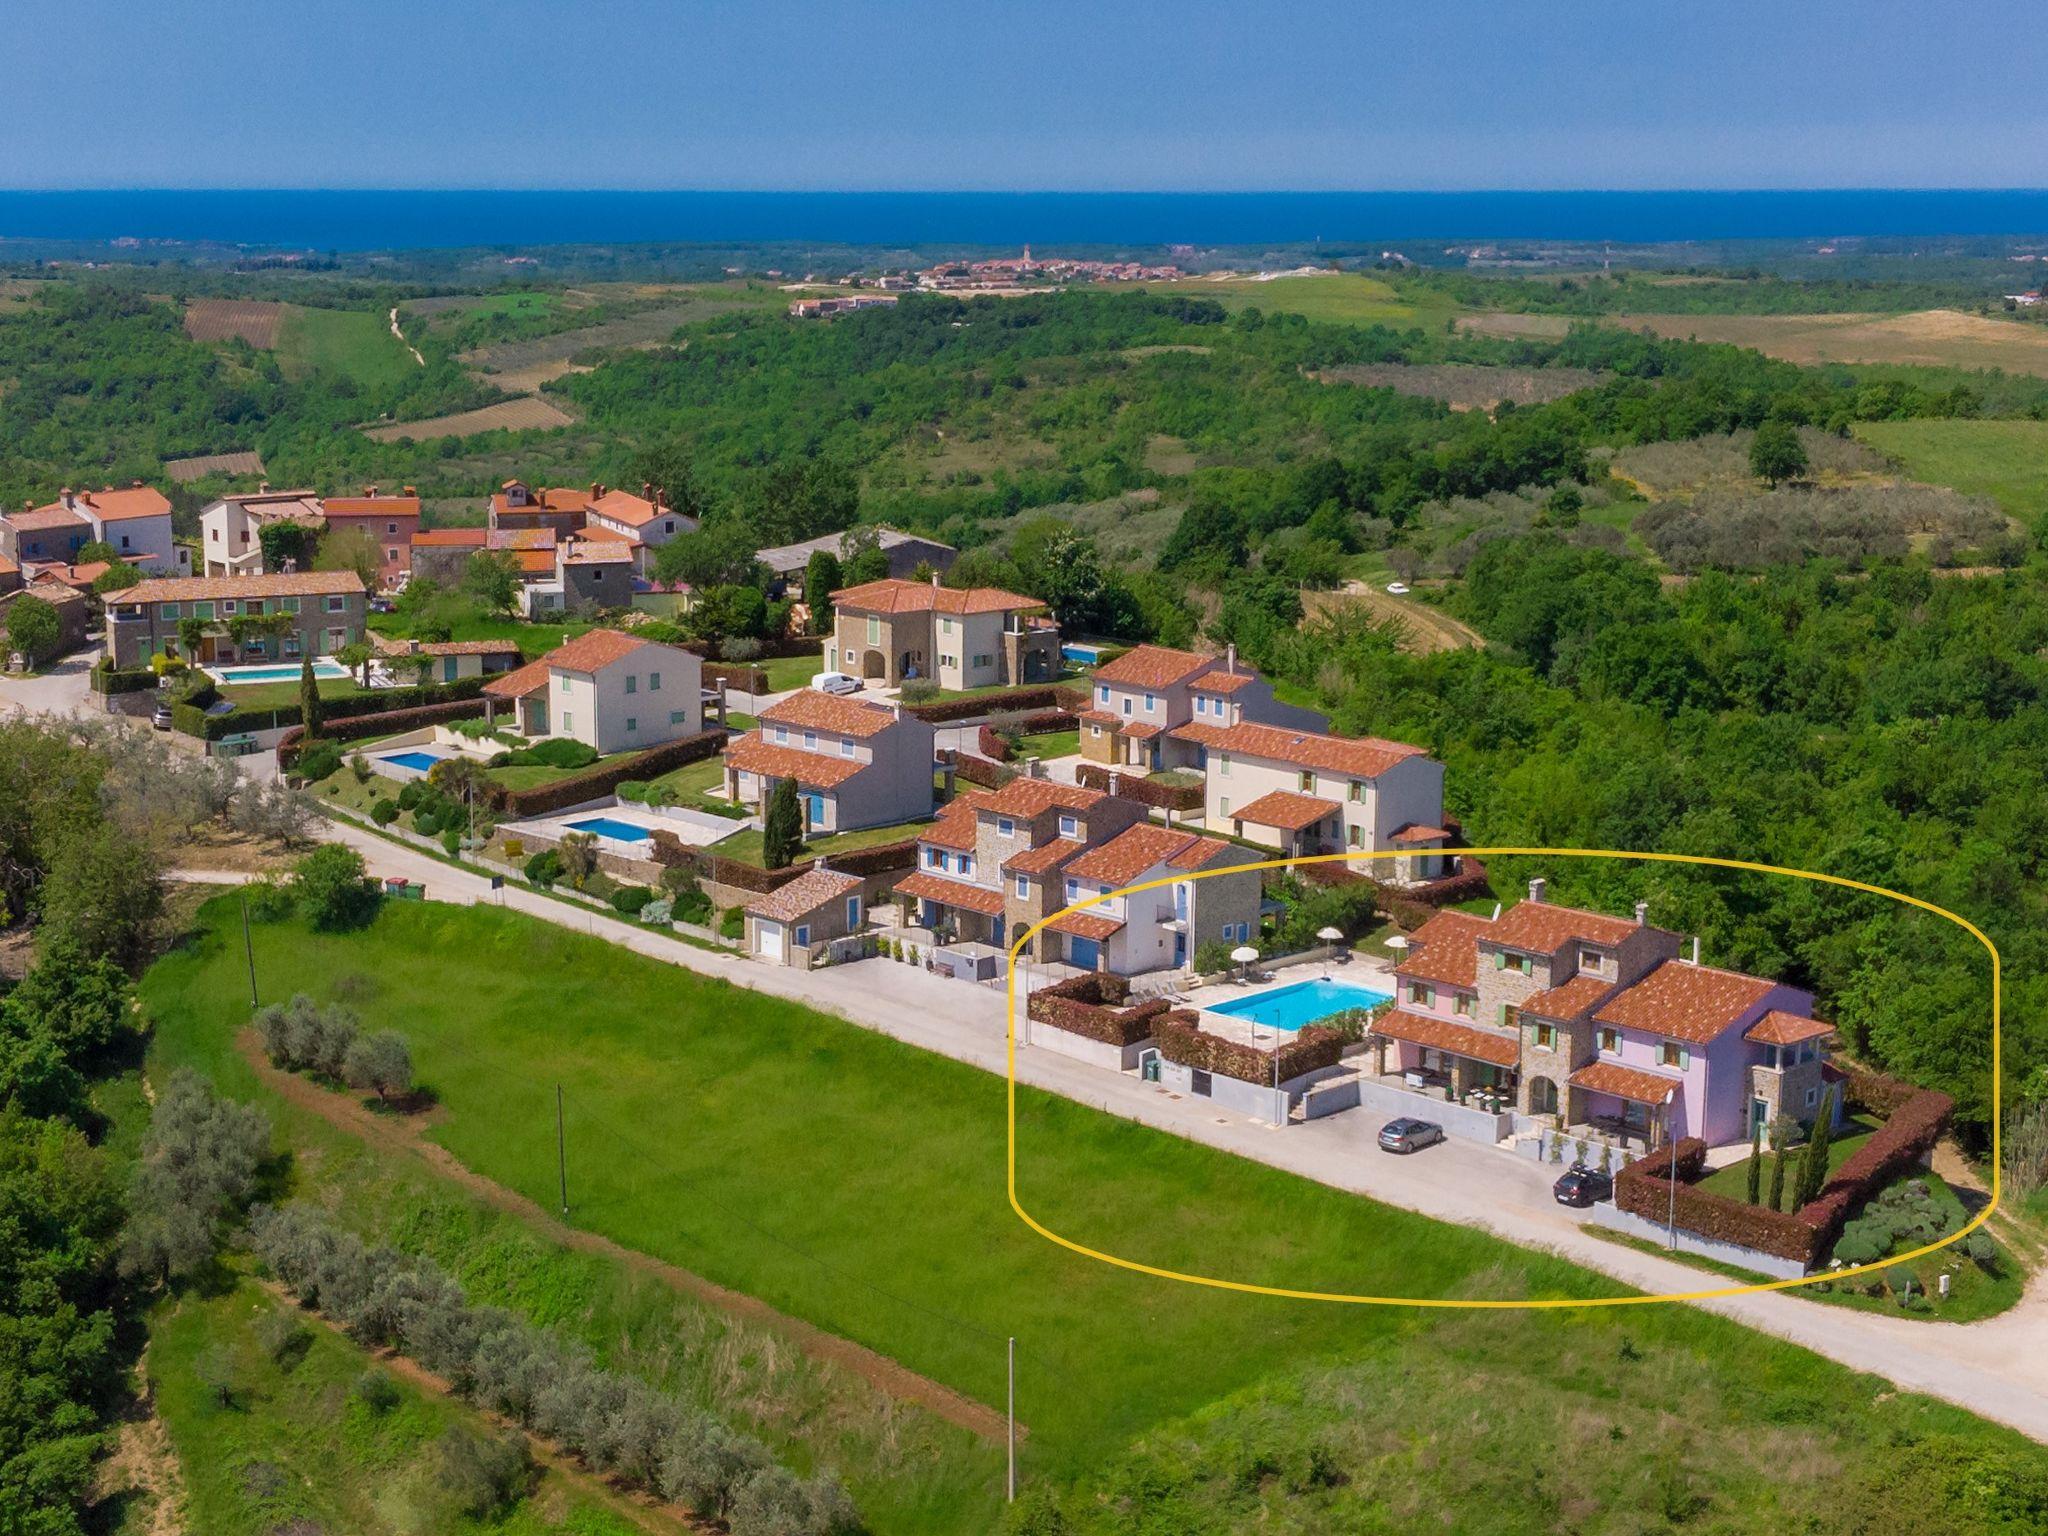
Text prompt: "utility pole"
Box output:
[[1665, 1089, 1679, 1250], [555, 1084, 569, 1217], [1006, 1336, 1017, 1503], [241, 893, 259, 1008]]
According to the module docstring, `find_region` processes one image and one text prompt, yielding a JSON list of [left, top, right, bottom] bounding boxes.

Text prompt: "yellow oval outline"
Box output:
[[1004, 846, 2000, 1308]]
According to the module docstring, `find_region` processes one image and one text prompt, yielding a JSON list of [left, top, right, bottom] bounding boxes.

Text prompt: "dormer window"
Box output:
[[838, 737, 854, 758], [1579, 949, 1603, 973], [926, 848, 942, 869], [773, 725, 788, 744], [1058, 814, 1078, 838], [997, 817, 1015, 838]]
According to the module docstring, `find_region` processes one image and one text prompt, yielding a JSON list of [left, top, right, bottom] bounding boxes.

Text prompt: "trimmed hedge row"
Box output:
[[978, 724, 1012, 762], [180, 676, 491, 741], [90, 662, 159, 695], [1027, 972, 1168, 1048], [699, 835, 919, 893], [1613, 1137, 1825, 1265], [1799, 1085, 1955, 1251], [498, 727, 729, 817], [946, 751, 1016, 791], [1074, 763, 1205, 814], [1153, 1011, 1345, 1085], [277, 696, 491, 767], [701, 661, 768, 695], [1834, 1063, 1928, 1120], [904, 684, 1088, 724]]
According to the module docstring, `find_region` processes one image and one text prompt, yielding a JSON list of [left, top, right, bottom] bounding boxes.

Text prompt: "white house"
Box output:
[[1, 484, 186, 575], [582, 484, 698, 564], [722, 689, 937, 834], [197, 489, 328, 577], [481, 628, 703, 756], [1048, 823, 1265, 974]]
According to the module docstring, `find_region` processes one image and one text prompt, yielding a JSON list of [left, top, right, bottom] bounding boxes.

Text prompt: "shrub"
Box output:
[[609, 885, 657, 916], [719, 906, 745, 940], [492, 737, 600, 771], [342, 1030, 413, 1102], [436, 1427, 532, 1519], [258, 1311, 311, 1369], [898, 677, 941, 705], [244, 877, 296, 922], [503, 838, 525, 859], [296, 742, 344, 784], [524, 849, 564, 888], [352, 1369, 401, 1413], [615, 780, 651, 803], [370, 798, 399, 826], [1193, 939, 1238, 975], [441, 827, 462, 856], [1965, 1232, 1999, 1270], [293, 845, 379, 932], [348, 752, 372, 784]]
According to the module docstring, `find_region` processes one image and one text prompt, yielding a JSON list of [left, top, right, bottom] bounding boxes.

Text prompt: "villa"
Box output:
[[1078, 643, 1324, 771], [487, 480, 594, 539], [2, 483, 185, 576], [824, 576, 1060, 689], [1172, 717, 1451, 881], [197, 488, 329, 577], [1049, 822, 1264, 974], [722, 689, 938, 834], [581, 483, 697, 559], [318, 488, 421, 584], [1366, 880, 1835, 1149], [102, 571, 367, 670], [480, 628, 703, 755], [522, 539, 637, 616], [894, 777, 1149, 955]]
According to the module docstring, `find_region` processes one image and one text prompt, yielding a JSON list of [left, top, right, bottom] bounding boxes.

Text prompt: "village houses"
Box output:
[[824, 576, 1061, 689], [722, 689, 938, 834], [481, 629, 703, 755]]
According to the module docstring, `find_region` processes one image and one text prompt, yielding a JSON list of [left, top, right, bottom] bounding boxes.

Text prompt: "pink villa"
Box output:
[[1366, 879, 1838, 1149]]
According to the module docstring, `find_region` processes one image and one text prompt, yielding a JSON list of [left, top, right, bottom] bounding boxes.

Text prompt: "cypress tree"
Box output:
[[299, 655, 323, 739], [1745, 1123, 1762, 1205], [762, 778, 804, 870], [1767, 1117, 1788, 1211], [1797, 1085, 1838, 1207]]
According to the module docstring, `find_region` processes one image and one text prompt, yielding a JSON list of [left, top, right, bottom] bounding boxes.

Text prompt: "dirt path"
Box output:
[[90, 1348, 186, 1536], [389, 306, 425, 367], [251, 1278, 707, 1536], [237, 1032, 1012, 1443], [1307, 582, 1485, 653]]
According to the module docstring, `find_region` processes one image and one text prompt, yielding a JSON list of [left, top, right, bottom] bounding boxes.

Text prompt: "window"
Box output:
[[1804, 1086, 1819, 1109], [561, 676, 573, 694], [118, 533, 131, 549], [325, 595, 346, 613], [562, 712, 573, 733], [1534, 1023, 1557, 1049], [1058, 814, 1078, 838], [193, 602, 214, 620], [1193, 695, 1207, 716], [1299, 771, 1314, 793], [664, 520, 675, 534], [386, 521, 397, 534], [325, 628, 345, 651], [1089, 724, 1101, 738], [220, 600, 238, 615], [1579, 949, 1602, 973], [940, 617, 955, 635], [973, 653, 991, 669], [1014, 875, 1029, 897], [1347, 824, 1364, 849], [845, 896, 861, 928], [649, 671, 661, 691], [1217, 753, 1230, 777], [1219, 796, 1230, 816], [245, 600, 265, 617], [626, 717, 638, 733], [959, 856, 974, 878], [1407, 982, 1433, 1007], [1499, 1003, 1521, 1030], [625, 675, 637, 694], [1097, 685, 1109, 704], [844, 648, 855, 664], [997, 817, 1015, 838], [1064, 878, 1079, 903], [838, 737, 854, 757], [1598, 1027, 1619, 1054], [159, 602, 180, 620], [773, 725, 788, 743], [803, 730, 817, 749], [1120, 696, 1133, 717], [281, 597, 300, 613], [1143, 691, 1156, 712], [1348, 780, 1364, 803], [866, 615, 880, 644], [669, 709, 686, 725], [926, 848, 943, 869], [1494, 950, 1533, 975], [1659, 1041, 1692, 1071]]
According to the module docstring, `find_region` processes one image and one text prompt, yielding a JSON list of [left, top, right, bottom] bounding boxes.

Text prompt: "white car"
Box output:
[[1385, 581, 1410, 595], [812, 671, 862, 696]]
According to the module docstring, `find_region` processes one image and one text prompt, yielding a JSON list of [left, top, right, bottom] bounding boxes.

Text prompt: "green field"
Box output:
[[1137, 272, 1453, 329], [138, 900, 2048, 1534], [760, 651, 823, 692], [367, 612, 592, 660], [275, 304, 420, 390], [1853, 418, 2048, 525]]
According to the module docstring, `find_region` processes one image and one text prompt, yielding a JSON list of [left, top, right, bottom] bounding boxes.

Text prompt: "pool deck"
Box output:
[[1186, 958, 1396, 1048], [510, 800, 753, 853]]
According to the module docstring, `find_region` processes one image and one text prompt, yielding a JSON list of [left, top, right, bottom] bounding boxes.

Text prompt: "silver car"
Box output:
[[1378, 1117, 1447, 1154]]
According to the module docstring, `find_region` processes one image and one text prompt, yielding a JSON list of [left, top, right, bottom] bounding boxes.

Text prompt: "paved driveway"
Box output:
[[0, 647, 100, 718]]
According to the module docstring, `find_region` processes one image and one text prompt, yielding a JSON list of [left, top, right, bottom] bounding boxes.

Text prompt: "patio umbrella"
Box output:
[[1230, 943, 1259, 981], [1383, 934, 1410, 950], [1316, 926, 1345, 945]]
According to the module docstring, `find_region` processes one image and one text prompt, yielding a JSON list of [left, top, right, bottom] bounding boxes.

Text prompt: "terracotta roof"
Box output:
[[761, 689, 902, 739], [57, 485, 172, 523], [1393, 910, 1493, 990], [488, 528, 555, 551], [1091, 644, 1210, 690], [1369, 1007, 1519, 1067], [482, 657, 550, 699], [4, 505, 91, 532], [374, 634, 521, 658], [1191, 669, 1256, 694], [1120, 721, 1166, 740], [542, 628, 650, 673], [980, 777, 1103, 818], [919, 795, 986, 852], [724, 734, 868, 790], [1002, 838, 1085, 876], [561, 540, 635, 565], [1046, 910, 1125, 941], [1230, 789, 1340, 832], [322, 496, 421, 518], [894, 869, 1005, 917], [829, 577, 1043, 616], [30, 561, 110, 589], [1594, 960, 1780, 1046], [745, 866, 863, 924], [1077, 709, 1122, 728], [1569, 1059, 1682, 1105], [1486, 899, 1641, 954], [587, 488, 666, 527], [491, 486, 591, 517], [1166, 835, 1234, 870], [1391, 823, 1451, 845], [1522, 973, 1619, 1021], [112, 570, 364, 606], [511, 549, 555, 575], [1170, 719, 1427, 781], [1064, 824, 1211, 887], [1745, 1011, 1834, 1047], [412, 528, 489, 548]]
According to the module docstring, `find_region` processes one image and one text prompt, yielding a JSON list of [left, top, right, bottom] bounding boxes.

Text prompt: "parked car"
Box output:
[[1385, 581, 1411, 595], [812, 671, 862, 695], [1377, 1117, 1445, 1154], [1553, 1162, 1613, 1207], [150, 701, 174, 731]]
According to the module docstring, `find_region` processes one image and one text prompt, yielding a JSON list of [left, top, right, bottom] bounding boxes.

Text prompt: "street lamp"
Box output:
[[1665, 1087, 1680, 1250]]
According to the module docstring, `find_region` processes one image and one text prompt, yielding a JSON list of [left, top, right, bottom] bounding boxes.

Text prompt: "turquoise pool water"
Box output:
[[1206, 978, 1391, 1032], [567, 816, 653, 843], [216, 660, 350, 684], [379, 750, 447, 773]]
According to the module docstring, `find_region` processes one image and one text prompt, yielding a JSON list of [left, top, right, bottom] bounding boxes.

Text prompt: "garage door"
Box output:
[[1066, 936, 1100, 970], [757, 920, 784, 962]]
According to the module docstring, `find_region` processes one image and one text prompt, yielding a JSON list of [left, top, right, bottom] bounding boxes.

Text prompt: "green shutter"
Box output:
[[1493, 951, 1505, 970]]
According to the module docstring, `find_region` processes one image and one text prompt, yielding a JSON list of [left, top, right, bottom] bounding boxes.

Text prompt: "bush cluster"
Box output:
[[248, 1206, 857, 1534], [490, 737, 601, 771], [254, 993, 414, 1102], [1831, 1179, 1965, 1268], [295, 741, 344, 784], [118, 1071, 271, 1283]]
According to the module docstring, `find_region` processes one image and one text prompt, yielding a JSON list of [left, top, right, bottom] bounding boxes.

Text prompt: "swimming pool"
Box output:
[[1062, 642, 1107, 665], [378, 750, 448, 774], [1206, 978, 1391, 1032], [566, 816, 654, 843], [212, 659, 351, 685]]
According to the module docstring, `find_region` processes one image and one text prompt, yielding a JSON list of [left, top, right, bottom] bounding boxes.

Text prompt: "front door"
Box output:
[[1750, 1097, 1769, 1137], [992, 915, 1006, 947], [1067, 936, 1100, 970], [804, 792, 826, 829], [1173, 932, 1186, 967]]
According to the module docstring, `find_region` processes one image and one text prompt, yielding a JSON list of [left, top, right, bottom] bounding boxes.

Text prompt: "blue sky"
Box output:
[[8, 0, 2044, 190]]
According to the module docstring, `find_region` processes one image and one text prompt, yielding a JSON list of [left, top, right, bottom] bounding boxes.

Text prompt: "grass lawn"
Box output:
[[368, 612, 591, 661], [638, 751, 745, 819], [1014, 728, 1078, 760], [922, 666, 1090, 703], [483, 758, 609, 791], [759, 652, 823, 692], [1698, 1114, 1881, 1201], [147, 1273, 650, 1536], [1136, 272, 1452, 330], [220, 675, 370, 711], [1854, 417, 2048, 525], [710, 815, 930, 867], [275, 304, 419, 390], [138, 899, 2048, 1535]]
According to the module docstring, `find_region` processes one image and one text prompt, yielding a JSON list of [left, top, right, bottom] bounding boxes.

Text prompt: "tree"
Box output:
[[315, 525, 381, 590], [257, 520, 314, 573], [6, 594, 61, 666], [343, 1031, 413, 1103], [1745, 1122, 1762, 1205], [629, 436, 714, 526], [119, 1070, 270, 1283], [38, 822, 164, 970], [293, 844, 378, 931], [1796, 1086, 1838, 1207], [761, 778, 804, 870], [802, 549, 842, 635], [1766, 1116, 1791, 1212], [462, 549, 521, 616], [90, 561, 142, 595], [298, 656, 323, 739], [1749, 419, 1808, 488], [838, 525, 890, 586], [336, 640, 375, 686], [652, 521, 763, 590], [1, 937, 132, 1062]]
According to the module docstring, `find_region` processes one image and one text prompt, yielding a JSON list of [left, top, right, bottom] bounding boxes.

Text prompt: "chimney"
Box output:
[[930, 571, 941, 588], [641, 481, 653, 503], [590, 481, 602, 498], [59, 487, 74, 509], [365, 485, 377, 497], [1528, 877, 1546, 904], [132, 478, 144, 488], [258, 480, 271, 493], [402, 485, 416, 497], [1691, 935, 1701, 964], [1226, 643, 1238, 674], [1634, 900, 1649, 926]]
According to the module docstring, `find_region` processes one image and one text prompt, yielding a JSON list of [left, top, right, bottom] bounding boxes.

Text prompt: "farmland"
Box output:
[[361, 395, 577, 442], [183, 297, 289, 348], [164, 448, 265, 482], [1853, 417, 2048, 524], [1134, 270, 1451, 328], [137, 898, 2048, 1535], [275, 304, 421, 389], [1311, 360, 1606, 410], [1612, 309, 2048, 376]]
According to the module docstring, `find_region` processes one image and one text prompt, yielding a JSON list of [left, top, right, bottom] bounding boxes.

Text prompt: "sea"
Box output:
[[4, 189, 2048, 253]]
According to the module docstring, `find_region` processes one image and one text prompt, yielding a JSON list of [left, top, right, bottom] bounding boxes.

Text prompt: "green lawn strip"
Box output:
[[1697, 1115, 1881, 1200], [922, 667, 1090, 703], [275, 304, 418, 390], [1853, 417, 2048, 525], [1015, 729, 1079, 760], [638, 753, 746, 819], [368, 613, 593, 661], [709, 815, 931, 868], [140, 898, 2048, 1505], [760, 653, 823, 692], [148, 1271, 648, 1536], [220, 676, 370, 711]]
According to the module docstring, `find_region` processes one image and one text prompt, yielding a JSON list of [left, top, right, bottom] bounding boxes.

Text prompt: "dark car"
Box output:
[[1377, 1117, 1446, 1154], [150, 701, 174, 731], [1553, 1162, 1613, 1207]]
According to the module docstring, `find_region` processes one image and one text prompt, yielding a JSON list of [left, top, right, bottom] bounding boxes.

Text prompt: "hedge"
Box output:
[[978, 725, 1013, 762], [497, 727, 729, 818], [276, 696, 492, 768], [1027, 973, 1169, 1048], [90, 662, 158, 695], [701, 661, 768, 695], [1613, 1137, 1825, 1266], [903, 685, 1088, 724], [180, 676, 491, 742], [1798, 1085, 1954, 1253], [947, 752, 1015, 790], [1153, 1011, 1345, 1084], [698, 835, 918, 892], [1074, 763, 1204, 814]]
